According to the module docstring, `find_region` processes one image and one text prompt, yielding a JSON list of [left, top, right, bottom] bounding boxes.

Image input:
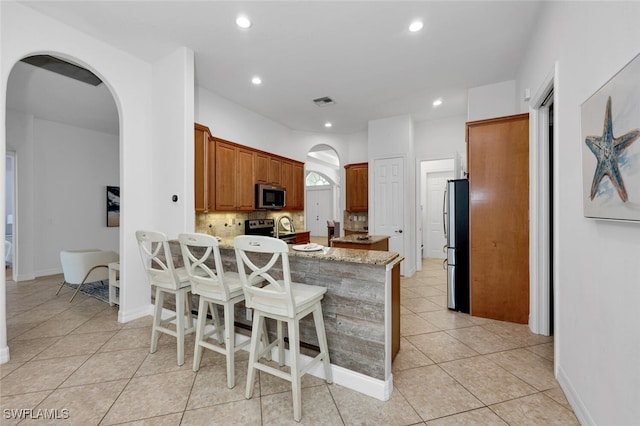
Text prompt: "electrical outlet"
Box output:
[[246, 308, 253, 321]]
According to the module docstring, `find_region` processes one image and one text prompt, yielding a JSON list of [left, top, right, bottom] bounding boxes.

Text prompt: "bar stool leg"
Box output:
[[193, 296, 208, 371], [277, 320, 285, 366], [313, 304, 333, 384], [176, 290, 185, 366], [151, 287, 164, 354], [224, 303, 235, 388], [288, 319, 302, 422], [246, 312, 264, 399]]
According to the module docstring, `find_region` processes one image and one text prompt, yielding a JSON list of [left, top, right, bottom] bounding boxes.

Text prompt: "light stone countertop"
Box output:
[[330, 234, 390, 244], [217, 237, 400, 266]]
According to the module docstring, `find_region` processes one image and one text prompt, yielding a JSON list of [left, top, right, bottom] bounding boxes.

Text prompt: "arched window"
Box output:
[[305, 171, 330, 186]]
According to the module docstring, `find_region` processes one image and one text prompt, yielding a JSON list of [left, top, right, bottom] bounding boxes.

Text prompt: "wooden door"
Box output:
[[468, 113, 529, 324]]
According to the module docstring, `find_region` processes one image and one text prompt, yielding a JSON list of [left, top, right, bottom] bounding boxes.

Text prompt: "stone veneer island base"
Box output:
[[167, 239, 402, 401]]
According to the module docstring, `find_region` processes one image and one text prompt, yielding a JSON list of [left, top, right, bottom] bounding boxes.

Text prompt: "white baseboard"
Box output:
[[557, 365, 594, 426], [0, 345, 10, 364], [15, 273, 35, 281], [118, 303, 154, 323], [154, 310, 393, 401]]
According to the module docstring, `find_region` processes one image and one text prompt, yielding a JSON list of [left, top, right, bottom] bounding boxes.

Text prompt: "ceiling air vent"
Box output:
[[313, 96, 336, 107], [21, 55, 102, 86]]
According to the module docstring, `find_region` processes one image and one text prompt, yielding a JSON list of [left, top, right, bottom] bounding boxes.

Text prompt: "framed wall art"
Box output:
[[106, 185, 120, 227], [581, 52, 640, 221]]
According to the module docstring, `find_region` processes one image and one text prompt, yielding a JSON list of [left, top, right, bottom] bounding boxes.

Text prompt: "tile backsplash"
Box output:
[[343, 211, 369, 232], [196, 210, 305, 237]]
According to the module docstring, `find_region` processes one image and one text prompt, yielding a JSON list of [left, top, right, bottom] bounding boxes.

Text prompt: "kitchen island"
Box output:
[[331, 234, 390, 251], [167, 238, 401, 400]]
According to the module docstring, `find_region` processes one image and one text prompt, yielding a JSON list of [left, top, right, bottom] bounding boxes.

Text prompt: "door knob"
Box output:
[[396, 229, 403, 233]]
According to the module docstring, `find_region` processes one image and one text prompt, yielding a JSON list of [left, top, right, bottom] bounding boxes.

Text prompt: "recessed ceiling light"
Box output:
[[251, 76, 262, 85], [236, 16, 252, 29], [324, 122, 333, 128], [433, 98, 443, 107], [409, 21, 423, 32]]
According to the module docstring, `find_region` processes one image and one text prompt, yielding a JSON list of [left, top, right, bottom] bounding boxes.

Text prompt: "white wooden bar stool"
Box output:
[[136, 230, 194, 366], [179, 232, 269, 388], [233, 235, 333, 422]]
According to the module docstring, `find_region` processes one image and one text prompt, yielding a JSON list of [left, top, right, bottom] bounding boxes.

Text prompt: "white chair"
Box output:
[[234, 235, 333, 422], [178, 233, 258, 388], [136, 230, 194, 366], [56, 249, 120, 302]]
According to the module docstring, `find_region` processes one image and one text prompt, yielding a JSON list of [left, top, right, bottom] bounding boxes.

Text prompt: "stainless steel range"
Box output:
[[244, 219, 274, 236]]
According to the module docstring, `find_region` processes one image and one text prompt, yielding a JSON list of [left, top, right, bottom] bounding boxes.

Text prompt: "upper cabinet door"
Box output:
[[345, 163, 368, 212], [255, 152, 270, 184], [236, 147, 255, 211], [214, 140, 237, 211], [194, 123, 212, 212], [269, 158, 282, 185]]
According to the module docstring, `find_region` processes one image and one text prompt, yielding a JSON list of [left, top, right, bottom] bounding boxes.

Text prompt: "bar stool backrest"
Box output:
[[135, 230, 180, 290], [178, 233, 232, 300], [234, 235, 296, 318]]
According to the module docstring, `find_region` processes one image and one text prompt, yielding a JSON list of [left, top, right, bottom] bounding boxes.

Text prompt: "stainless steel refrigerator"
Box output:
[[444, 179, 470, 313]]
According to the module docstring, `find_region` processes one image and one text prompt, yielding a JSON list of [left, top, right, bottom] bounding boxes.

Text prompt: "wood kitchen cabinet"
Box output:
[[269, 157, 282, 185], [467, 113, 529, 324], [255, 152, 270, 183], [196, 126, 305, 212], [214, 139, 254, 211], [345, 162, 368, 212], [291, 231, 310, 244], [291, 162, 304, 210], [280, 159, 305, 211], [194, 123, 214, 212]]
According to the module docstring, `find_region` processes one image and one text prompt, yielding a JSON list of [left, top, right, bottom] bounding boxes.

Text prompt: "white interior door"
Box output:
[[305, 186, 333, 236], [373, 157, 405, 273], [426, 171, 453, 259]]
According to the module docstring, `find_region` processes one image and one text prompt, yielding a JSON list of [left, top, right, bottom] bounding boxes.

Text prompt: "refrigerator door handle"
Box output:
[[442, 185, 448, 239]]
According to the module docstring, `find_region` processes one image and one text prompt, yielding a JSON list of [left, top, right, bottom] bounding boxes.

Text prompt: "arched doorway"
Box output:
[[4, 55, 120, 312], [305, 145, 340, 242]]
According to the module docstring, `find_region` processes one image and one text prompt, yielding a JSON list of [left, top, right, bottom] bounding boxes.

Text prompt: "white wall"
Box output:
[[196, 87, 295, 159], [414, 114, 467, 166], [515, 2, 640, 424], [467, 80, 517, 122], [19, 117, 118, 276], [152, 47, 195, 236]]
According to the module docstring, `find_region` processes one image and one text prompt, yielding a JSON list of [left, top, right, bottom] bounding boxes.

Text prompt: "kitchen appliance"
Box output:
[[255, 184, 286, 210], [444, 179, 470, 313], [244, 218, 275, 236]]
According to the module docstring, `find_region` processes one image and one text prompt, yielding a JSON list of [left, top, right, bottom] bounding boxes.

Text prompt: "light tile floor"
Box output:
[[1, 259, 578, 425]]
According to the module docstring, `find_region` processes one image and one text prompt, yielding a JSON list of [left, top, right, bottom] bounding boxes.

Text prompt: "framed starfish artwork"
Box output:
[[581, 52, 640, 222]]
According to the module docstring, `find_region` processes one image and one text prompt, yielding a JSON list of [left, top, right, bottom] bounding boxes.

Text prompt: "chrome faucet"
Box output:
[[275, 215, 295, 238]]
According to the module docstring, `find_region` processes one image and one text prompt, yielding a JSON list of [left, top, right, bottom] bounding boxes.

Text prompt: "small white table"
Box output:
[[108, 262, 120, 306]]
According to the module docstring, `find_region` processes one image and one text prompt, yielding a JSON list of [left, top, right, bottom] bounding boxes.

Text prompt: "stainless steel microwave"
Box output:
[[255, 184, 286, 209]]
